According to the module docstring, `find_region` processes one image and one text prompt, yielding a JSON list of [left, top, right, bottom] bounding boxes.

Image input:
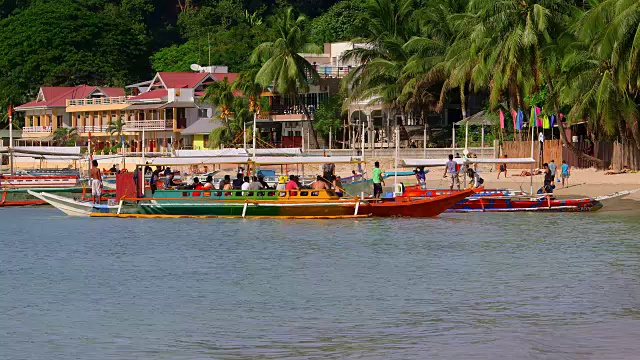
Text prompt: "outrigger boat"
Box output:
[[86, 155, 474, 219], [399, 157, 603, 213]]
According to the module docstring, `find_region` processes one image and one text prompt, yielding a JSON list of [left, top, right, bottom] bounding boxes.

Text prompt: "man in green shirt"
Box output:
[[372, 161, 385, 198]]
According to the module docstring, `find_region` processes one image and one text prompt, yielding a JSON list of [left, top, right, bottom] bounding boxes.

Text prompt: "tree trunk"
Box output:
[[545, 74, 604, 166], [297, 93, 319, 149], [459, 86, 467, 118]]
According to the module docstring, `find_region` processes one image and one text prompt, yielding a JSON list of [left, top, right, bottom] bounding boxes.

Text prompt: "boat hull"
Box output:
[[361, 189, 476, 217], [449, 197, 603, 212], [27, 190, 119, 216], [138, 200, 358, 217]]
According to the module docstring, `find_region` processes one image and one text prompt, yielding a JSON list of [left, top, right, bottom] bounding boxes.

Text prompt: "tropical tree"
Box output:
[[52, 127, 79, 146], [201, 76, 235, 138], [106, 116, 125, 139], [250, 7, 322, 148]]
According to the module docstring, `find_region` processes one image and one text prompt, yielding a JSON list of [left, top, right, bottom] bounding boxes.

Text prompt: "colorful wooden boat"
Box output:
[[361, 188, 477, 217], [400, 187, 602, 213], [402, 185, 526, 198]]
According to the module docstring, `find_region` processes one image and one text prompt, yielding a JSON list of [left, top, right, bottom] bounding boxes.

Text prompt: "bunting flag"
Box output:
[[542, 115, 550, 129], [511, 109, 517, 129], [535, 107, 543, 127], [517, 109, 524, 130], [499, 109, 505, 129], [550, 115, 555, 128], [530, 106, 536, 126]]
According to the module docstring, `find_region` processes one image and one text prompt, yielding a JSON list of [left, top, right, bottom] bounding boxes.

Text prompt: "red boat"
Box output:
[[360, 188, 476, 217], [400, 185, 602, 213]]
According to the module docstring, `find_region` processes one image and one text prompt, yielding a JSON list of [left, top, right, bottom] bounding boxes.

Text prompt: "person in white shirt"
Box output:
[[538, 131, 545, 167], [276, 176, 287, 190], [241, 176, 251, 191]]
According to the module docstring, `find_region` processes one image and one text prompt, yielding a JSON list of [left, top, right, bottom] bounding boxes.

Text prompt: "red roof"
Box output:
[[16, 85, 126, 110], [157, 72, 209, 89], [128, 89, 168, 101], [154, 72, 239, 89]]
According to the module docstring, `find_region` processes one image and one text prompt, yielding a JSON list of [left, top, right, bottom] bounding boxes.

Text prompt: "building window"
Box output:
[[198, 108, 209, 118]]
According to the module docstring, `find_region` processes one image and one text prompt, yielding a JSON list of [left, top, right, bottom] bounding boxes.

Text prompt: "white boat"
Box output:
[[26, 190, 120, 217]]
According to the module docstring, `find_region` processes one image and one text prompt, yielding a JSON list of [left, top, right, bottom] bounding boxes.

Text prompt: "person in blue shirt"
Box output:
[[548, 160, 557, 180], [560, 160, 570, 188], [164, 173, 177, 189]]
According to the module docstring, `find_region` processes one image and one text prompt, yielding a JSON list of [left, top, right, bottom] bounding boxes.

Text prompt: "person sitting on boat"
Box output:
[[294, 175, 303, 189], [466, 168, 484, 188], [257, 174, 270, 189], [312, 175, 330, 190], [203, 175, 214, 190], [286, 175, 299, 191], [333, 175, 344, 197], [109, 164, 118, 174], [164, 167, 172, 177], [222, 179, 233, 195], [241, 176, 251, 193], [218, 175, 230, 190], [187, 177, 201, 190], [248, 176, 263, 191], [232, 173, 244, 190], [164, 173, 178, 189], [144, 162, 152, 175], [276, 176, 287, 191]]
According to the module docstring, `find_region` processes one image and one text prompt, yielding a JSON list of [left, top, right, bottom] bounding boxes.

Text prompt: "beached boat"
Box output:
[[441, 195, 603, 212], [27, 190, 120, 216]]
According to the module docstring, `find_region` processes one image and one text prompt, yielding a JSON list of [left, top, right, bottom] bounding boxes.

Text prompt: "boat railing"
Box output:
[[151, 189, 338, 200]]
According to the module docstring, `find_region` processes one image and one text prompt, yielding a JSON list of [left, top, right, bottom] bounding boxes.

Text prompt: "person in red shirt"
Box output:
[[285, 175, 299, 190]]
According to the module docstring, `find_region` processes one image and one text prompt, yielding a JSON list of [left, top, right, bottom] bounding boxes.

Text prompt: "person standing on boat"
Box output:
[[90, 160, 102, 204], [443, 154, 460, 191], [372, 161, 385, 198], [322, 162, 335, 187], [542, 163, 554, 193], [415, 167, 426, 188]]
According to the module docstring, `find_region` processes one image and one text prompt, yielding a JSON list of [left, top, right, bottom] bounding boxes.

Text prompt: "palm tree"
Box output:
[[250, 7, 322, 148], [201, 76, 235, 138], [52, 127, 79, 146], [106, 116, 125, 139], [232, 69, 265, 152]]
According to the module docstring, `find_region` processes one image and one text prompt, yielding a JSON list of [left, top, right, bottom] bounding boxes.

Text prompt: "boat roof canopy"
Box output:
[[149, 156, 250, 166], [250, 156, 359, 165], [402, 157, 536, 167]]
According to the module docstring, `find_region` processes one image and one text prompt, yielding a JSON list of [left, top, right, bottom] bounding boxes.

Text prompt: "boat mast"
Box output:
[[394, 126, 398, 196], [8, 105, 13, 175], [530, 120, 534, 195]]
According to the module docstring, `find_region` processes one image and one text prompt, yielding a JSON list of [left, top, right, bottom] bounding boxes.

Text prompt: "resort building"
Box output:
[[15, 68, 238, 153]]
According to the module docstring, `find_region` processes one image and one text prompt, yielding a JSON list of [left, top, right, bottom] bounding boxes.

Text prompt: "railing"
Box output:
[[66, 97, 129, 106], [312, 65, 354, 79], [76, 125, 108, 133], [22, 126, 52, 133], [123, 120, 173, 131]]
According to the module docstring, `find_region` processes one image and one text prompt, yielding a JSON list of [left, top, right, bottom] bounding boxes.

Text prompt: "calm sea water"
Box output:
[[1, 207, 640, 359]]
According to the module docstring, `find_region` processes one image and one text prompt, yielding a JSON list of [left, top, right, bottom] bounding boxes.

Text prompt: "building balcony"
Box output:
[[23, 126, 52, 134], [123, 120, 174, 131], [66, 97, 129, 106], [76, 125, 109, 133]]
